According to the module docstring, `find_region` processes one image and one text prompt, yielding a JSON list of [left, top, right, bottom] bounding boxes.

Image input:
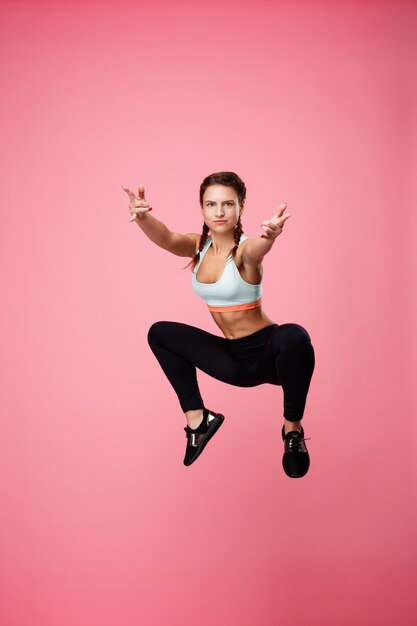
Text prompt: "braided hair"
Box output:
[[182, 171, 246, 272]]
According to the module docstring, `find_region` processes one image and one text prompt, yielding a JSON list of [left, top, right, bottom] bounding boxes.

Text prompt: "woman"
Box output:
[[122, 172, 315, 478]]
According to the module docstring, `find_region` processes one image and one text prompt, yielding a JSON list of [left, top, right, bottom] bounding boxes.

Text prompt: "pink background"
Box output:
[[1, 1, 416, 625]]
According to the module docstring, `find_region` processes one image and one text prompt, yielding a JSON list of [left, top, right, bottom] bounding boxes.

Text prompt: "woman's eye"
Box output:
[[206, 202, 234, 207]]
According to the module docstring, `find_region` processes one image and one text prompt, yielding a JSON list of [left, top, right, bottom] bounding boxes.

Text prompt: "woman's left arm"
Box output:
[[242, 202, 291, 264]]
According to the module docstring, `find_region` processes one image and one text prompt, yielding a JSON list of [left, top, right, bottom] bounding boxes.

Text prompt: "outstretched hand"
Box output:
[[122, 183, 153, 221], [259, 202, 291, 239]]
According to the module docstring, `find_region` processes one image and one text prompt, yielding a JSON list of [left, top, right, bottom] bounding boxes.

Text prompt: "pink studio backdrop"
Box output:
[[1, 1, 416, 625]]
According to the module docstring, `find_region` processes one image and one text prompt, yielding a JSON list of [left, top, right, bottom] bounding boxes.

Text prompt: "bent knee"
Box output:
[[147, 320, 171, 345], [281, 323, 312, 348]]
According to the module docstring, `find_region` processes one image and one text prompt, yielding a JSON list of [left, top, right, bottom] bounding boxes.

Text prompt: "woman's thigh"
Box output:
[[147, 321, 259, 387]]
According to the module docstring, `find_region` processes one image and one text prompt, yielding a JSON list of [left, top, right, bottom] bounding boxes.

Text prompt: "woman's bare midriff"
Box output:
[[210, 306, 277, 340]]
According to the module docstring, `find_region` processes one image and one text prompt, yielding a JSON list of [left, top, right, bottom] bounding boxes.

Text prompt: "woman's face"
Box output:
[[201, 185, 243, 233]]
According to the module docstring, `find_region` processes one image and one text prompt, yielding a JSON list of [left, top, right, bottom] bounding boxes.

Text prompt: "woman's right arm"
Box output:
[[122, 184, 198, 257]]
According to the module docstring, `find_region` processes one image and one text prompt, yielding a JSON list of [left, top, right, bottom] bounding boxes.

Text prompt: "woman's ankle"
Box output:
[[186, 408, 204, 429], [283, 418, 302, 435]]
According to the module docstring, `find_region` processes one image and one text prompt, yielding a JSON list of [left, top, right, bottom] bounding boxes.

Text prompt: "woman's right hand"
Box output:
[[122, 184, 153, 221]]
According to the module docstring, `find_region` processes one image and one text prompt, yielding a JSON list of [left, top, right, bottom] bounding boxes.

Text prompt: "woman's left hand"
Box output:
[[260, 203, 291, 239]]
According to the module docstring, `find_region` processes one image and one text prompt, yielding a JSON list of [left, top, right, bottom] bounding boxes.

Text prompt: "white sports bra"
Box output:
[[191, 233, 263, 312]]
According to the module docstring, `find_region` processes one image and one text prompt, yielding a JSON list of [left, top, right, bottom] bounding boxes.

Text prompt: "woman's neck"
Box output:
[[209, 231, 237, 257]]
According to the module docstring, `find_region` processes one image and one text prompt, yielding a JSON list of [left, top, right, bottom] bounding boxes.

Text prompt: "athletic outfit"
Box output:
[[147, 232, 315, 475], [191, 233, 263, 312]]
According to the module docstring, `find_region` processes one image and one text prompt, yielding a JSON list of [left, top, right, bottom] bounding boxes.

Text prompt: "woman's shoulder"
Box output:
[[235, 233, 257, 264]]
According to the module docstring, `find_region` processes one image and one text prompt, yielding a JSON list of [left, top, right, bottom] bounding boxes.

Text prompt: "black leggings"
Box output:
[[147, 321, 315, 422]]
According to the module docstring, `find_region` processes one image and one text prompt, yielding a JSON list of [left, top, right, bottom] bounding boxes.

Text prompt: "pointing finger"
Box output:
[[275, 202, 287, 219], [122, 186, 137, 201]]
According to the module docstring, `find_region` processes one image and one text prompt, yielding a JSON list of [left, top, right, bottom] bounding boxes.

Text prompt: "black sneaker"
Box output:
[[281, 425, 310, 478], [183, 408, 225, 466]]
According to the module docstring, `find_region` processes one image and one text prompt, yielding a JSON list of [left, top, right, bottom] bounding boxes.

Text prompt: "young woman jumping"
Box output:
[[122, 171, 315, 478]]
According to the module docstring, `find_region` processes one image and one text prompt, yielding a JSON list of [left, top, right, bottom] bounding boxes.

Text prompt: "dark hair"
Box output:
[[182, 171, 246, 272]]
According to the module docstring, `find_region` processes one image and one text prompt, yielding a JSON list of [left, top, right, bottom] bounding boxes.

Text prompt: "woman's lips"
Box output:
[[214, 220, 227, 223]]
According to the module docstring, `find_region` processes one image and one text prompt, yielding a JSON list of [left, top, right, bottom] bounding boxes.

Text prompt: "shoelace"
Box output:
[[287, 435, 311, 451]]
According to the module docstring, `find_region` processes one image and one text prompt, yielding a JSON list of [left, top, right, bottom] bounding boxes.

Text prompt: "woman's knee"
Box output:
[[279, 323, 313, 350], [147, 320, 171, 346]]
